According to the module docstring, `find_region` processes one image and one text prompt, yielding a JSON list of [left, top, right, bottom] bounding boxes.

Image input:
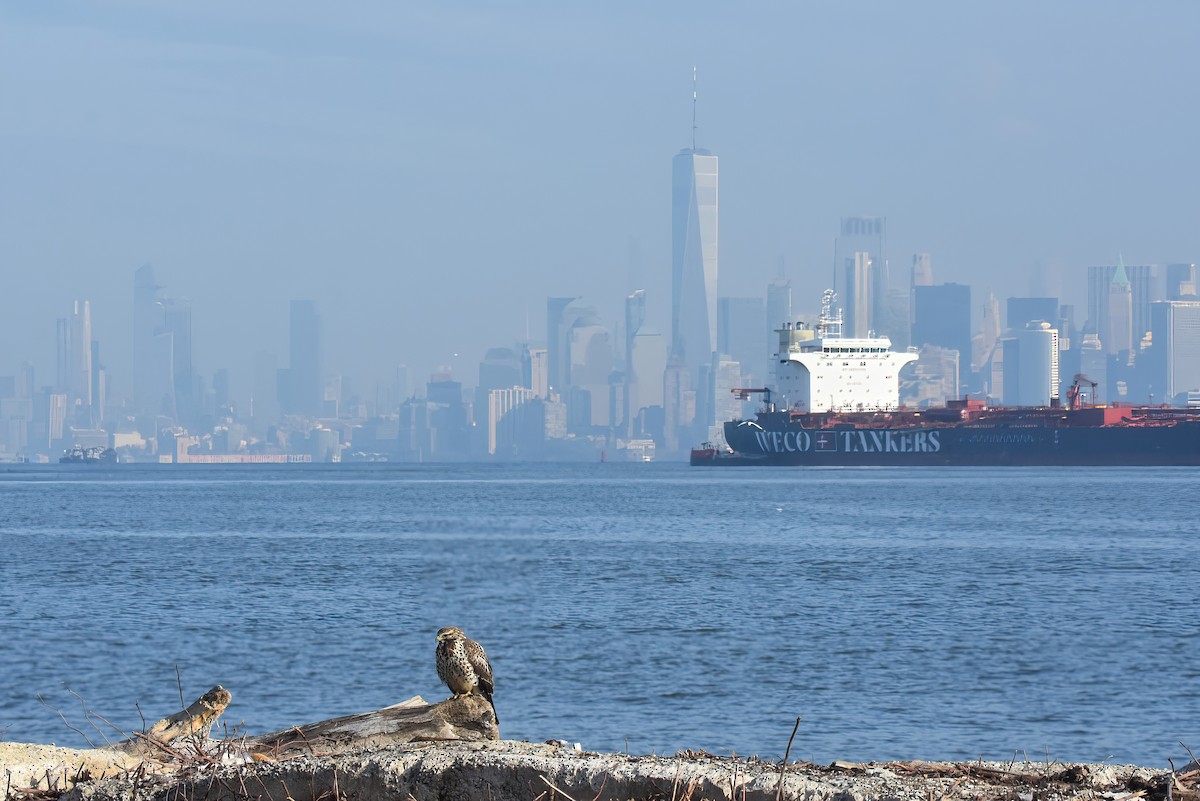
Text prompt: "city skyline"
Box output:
[[4, 3, 1200, 399]]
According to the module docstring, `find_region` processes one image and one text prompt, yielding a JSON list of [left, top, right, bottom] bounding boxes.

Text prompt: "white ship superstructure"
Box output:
[[773, 290, 918, 413]]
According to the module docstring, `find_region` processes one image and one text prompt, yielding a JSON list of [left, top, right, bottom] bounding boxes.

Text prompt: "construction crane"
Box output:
[[1066, 374, 1098, 411]]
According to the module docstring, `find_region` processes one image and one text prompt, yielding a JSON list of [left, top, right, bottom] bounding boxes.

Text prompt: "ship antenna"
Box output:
[[692, 65, 697, 151]]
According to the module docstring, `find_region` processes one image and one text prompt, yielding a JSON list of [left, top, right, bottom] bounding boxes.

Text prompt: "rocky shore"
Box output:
[[6, 739, 1191, 801], [3, 688, 1194, 801]]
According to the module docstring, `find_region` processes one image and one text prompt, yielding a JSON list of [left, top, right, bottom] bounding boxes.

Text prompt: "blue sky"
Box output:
[[2, 2, 1198, 401]]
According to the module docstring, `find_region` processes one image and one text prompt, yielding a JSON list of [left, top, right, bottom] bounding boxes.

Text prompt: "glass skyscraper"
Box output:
[[671, 147, 718, 385]]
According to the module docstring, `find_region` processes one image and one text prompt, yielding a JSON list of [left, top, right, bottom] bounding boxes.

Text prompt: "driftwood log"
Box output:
[[0, 685, 497, 793]]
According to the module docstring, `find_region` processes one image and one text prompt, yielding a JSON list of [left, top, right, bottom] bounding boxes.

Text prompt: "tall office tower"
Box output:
[[1148, 300, 1200, 403], [567, 311, 613, 429], [48, 393, 67, 447], [1006, 297, 1059, 331], [671, 146, 718, 388], [133, 264, 161, 417], [712, 355, 743, 438], [1079, 333, 1107, 404], [526, 349, 548, 398], [766, 278, 792, 330], [629, 327, 666, 426], [912, 283, 972, 393], [546, 296, 580, 396], [132, 264, 191, 424], [1002, 322, 1060, 407], [91, 340, 105, 424], [161, 298, 196, 427], [662, 355, 692, 453], [844, 252, 874, 338], [69, 301, 93, 417], [717, 296, 766, 386], [55, 318, 70, 394], [287, 300, 322, 416], [1166, 263, 1198, 300], [973, 292, 1002, 373], [1087, 261, 1157, 349], [622, 290, 647, 434], [1107, 263, 1134, 357], [835, 217, 885, 291], [474, 347, 523, 441], [625, 290, 646, 373], [835, 217, 890, 333], [910, 253, 933, 328], [911, 253, 933, 289], [766, 278, 792, 386], [396, 365, 409, 402], [486, 386, 538, 456]]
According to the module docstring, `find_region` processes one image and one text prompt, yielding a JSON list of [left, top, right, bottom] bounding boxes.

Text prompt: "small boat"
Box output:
[[59, 446, 118, 464]]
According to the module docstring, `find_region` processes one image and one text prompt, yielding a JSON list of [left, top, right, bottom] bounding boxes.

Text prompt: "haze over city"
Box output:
[[4, 3, 1198, 390]]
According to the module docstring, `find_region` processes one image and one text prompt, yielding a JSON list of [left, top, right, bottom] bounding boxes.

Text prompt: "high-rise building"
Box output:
[[911, 253, 933, 289], [487, 386, 538, 456], [474, 347, 524, 444], [132, 265, 195, 426], [162, 298, 196, 427], [628, 327, 666, 422], [844, 252, 874, 338], [910, 253, 933, 329], [1087, 261, 1157, 349], [70, 301, 93, 415], [835, 217, 885, 296], [717, 296, 766, 387], [1166, 263, 1198, 300], [55, 317, 70, 396], [567, 312, 612, 429], [912, 283, 972, 392], [712, 355, 743, 441], [546, 296, 581, 396], [836, 217, 903, 341], [973, 292, 1002, 377], [671, 147, 718, 389], [766, 278, 792, 387], [623, 290, 647, 434], [133, 265, 165, 419], [1148, 300, 1200, 403], [286, 300, 322, 416], [1003, 322, 1060, 407], [526, 349, 548, 398], [1107, 263, 1134, 356], [1079, 333, 1107, 405]]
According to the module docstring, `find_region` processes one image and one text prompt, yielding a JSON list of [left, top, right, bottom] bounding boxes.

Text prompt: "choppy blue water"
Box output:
[[0, 463, 1197, 768]]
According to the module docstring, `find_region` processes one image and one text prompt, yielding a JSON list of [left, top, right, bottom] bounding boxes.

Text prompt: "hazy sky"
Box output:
[[3, 2, 1199, 403]]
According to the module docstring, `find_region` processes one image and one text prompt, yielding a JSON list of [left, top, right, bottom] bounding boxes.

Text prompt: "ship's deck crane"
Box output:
[[1067, 374, 1098, 411], [731, 387, 773, 411]]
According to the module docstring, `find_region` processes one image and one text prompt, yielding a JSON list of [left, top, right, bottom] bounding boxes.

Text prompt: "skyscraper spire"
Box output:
[[1112, 253, 1129, 285], [692, 65, 697, 151]]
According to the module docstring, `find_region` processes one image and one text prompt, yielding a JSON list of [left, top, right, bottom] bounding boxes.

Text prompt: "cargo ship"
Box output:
[[692, 290, 1200, 467]]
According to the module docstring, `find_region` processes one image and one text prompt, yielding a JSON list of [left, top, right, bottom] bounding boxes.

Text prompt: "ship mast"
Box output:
[[816, 288, 843, 339]]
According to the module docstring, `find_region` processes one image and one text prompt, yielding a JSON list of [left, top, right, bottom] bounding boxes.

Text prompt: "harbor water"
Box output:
[[0, 462, 1197, 767]]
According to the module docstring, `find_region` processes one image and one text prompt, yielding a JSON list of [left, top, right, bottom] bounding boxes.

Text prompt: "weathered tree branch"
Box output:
[[1, 686, 497, 793]]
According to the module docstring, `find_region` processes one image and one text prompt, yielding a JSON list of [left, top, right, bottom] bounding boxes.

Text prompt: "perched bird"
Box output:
[[435, 626, 498, 723]]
